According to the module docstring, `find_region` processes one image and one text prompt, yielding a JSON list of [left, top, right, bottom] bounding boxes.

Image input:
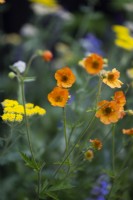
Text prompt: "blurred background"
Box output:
[[0, 0, 133, 199]]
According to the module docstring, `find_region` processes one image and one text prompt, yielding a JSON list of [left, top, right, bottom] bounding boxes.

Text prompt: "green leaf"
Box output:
[[20, 152, 40, 171], [102, 169, 115, 178], [46, 192, 59, 200], [40, 191, 59, 200], [23, 76, 36, 82], [41, 181, 75, 194], [47, 183, 75, 192]]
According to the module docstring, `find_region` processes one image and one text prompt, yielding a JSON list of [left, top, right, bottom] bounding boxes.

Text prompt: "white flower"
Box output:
[[20, 23, 38, 37], [13, 61, 26, 73]]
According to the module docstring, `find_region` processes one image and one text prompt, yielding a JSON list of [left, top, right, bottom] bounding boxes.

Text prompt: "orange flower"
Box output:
[[102, 68, 123, 88], [113, 91, 126, 107], [79, 53, 104, 75], [122, 128, 133, 135], [42, 50, 53, 61], [89, 139, 103, 150], [55, 67, 76, 88], [96, 100, 122, 124], [84, 149, 94, 161], [48, 87, 69, 107], [113, 91, 126, 119]]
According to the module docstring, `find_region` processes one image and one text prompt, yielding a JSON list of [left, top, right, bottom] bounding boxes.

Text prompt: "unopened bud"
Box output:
[[127, 109, 133, 115], [42, 50, 53, 62], [103, 58, 108, 67], [8, 72, 16, 79]]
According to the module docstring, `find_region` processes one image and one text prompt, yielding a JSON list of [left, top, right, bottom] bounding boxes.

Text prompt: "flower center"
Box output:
[[108, 73, 115, 80], [92, 61, 99, 69], [62, 75, 68, 82], [55, 96, 63, 102], [104, 107, 112, 115]]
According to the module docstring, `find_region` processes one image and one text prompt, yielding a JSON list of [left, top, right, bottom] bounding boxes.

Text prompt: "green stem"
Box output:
[[37, 171, 41, 200], [95, 75, 102, 107], [24, 54, 38, 77], [63, 107, 68, 155], [0, 125, 14, 156], [20, 79, 42, 199], [53, 112, 96, 178], [37, 161, 46, 200], [112, 124, 116, 174], [20, 79, 36, 164], [106, 126, 116, 200], [52, 76, 102, 178]]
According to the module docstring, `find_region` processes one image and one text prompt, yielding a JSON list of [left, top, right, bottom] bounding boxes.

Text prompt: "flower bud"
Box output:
[[8, 72, 16, 79], [42, 50, 53, 62], [127, 109, 133, 115]]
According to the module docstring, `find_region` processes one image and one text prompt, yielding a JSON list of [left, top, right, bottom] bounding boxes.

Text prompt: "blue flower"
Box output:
[[97, 196, 105, 200], [86, 174, 111, 200], [80, 33, 105, 56]]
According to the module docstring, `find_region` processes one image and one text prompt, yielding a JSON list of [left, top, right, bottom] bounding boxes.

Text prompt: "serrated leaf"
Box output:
[[20, 152, 39, 171]]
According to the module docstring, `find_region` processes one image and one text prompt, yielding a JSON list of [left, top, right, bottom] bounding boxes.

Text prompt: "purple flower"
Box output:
[[97, 196, 105, 200], [80, 33, 105, 56], [91, 186, 101, 195], [86, 174, 111, 200]]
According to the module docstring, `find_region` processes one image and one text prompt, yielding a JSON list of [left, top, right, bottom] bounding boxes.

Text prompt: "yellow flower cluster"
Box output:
[[1, 99, 46, 123], [112, 25, 133, 50], [29, 0, 58, 7]]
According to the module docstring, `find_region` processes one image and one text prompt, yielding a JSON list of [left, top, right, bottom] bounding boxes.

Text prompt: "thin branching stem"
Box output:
[[63, 107, 69, 156], [24, 54, 38, 77], [20, 79, 36, 163], [112, 124, 116, 174], [53, 112, 96, 178], [95, 75, 103, 107]]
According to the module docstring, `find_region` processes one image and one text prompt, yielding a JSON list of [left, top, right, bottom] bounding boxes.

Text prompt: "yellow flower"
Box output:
[[112, 25, 129, 34], [15, 114, 23, 122], [114, 38, 133, 51], [1, 113, 23, 122], [25, 108, 36, 116], [1, 99, 46, 123], [4, 105, 24, 114], [34, 106, 46, 115], [84, 150, 94, 161], [25, 106, 46, 116], [112, 25, 133, 50], [0, 0, 5, 4], [29, 0, 58, 7], [127, 68, 133, 79], [2, 99, 19, 107], [102, 68, 123, 88], [25, 103, 34, 109]]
